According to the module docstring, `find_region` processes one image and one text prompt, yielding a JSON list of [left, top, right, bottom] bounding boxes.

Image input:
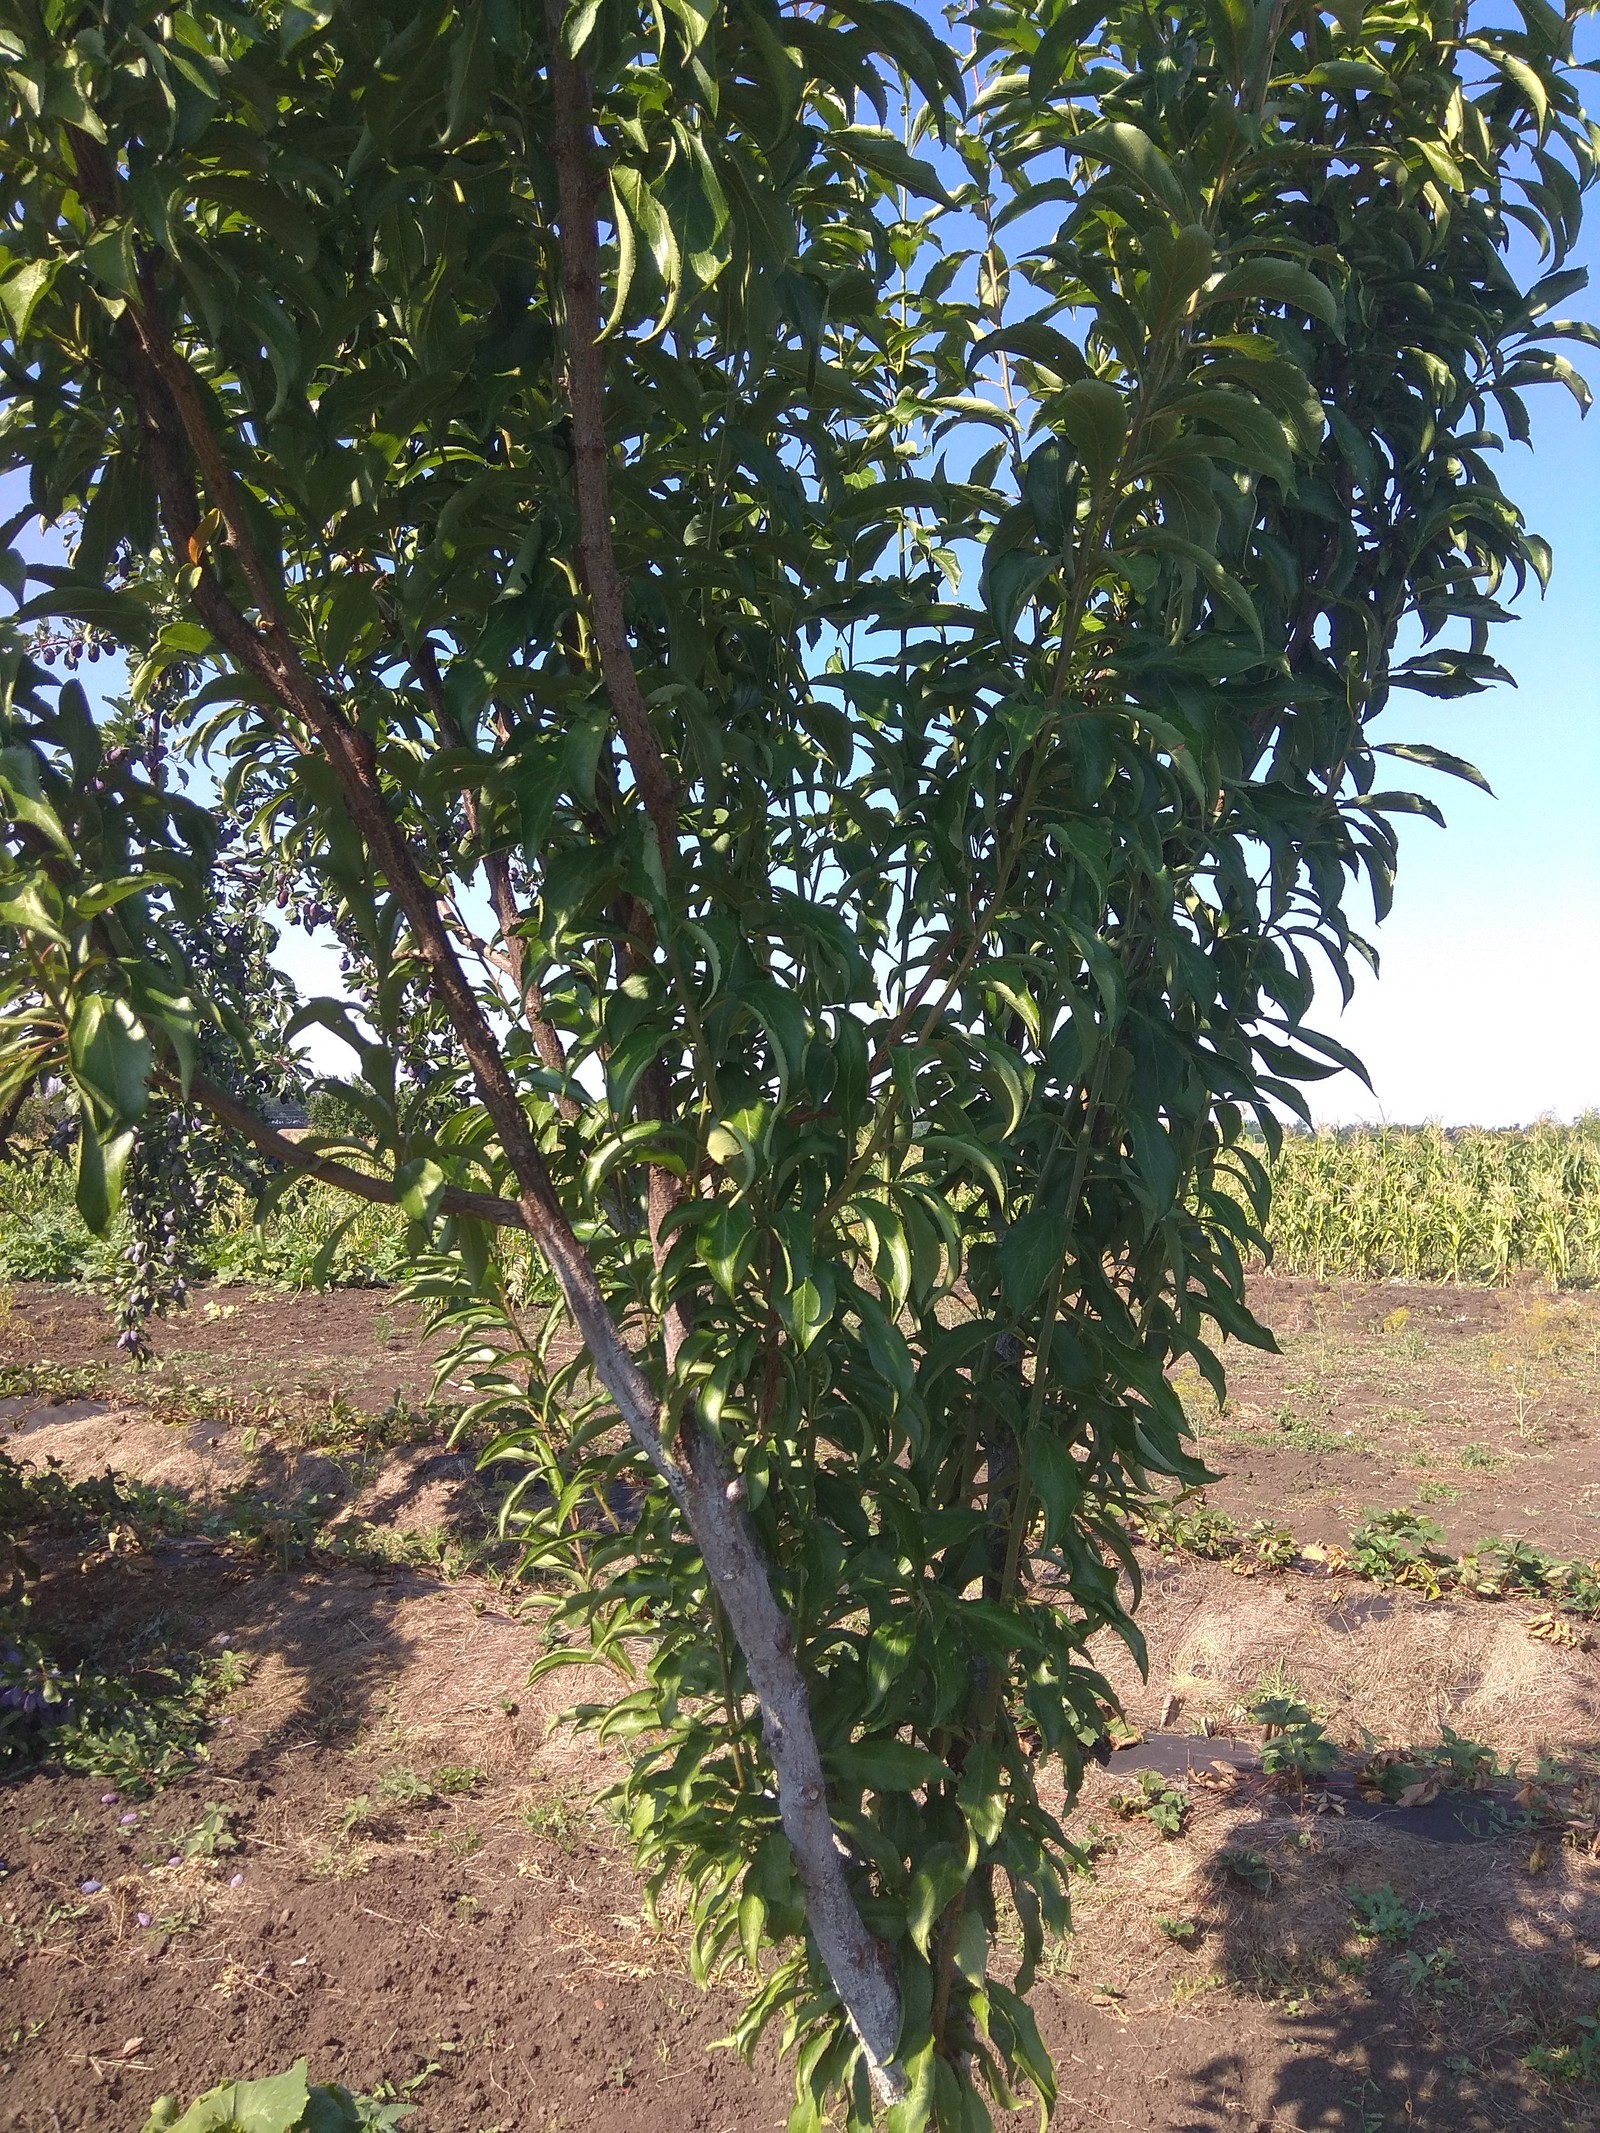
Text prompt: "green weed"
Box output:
[[181, 1801, 239, 1859], [1346, 1883, 1430, 1946], [1248, 1692, 1339, 1781], [1523, 2015, 1600, 2089], [432, 1764, 486, 1796], [1109, 1770, 1190, 1837], [1218, 1848, 1273, 1893]]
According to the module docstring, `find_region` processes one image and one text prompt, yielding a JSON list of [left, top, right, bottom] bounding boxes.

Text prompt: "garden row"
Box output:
[[1138, 1497, 1600, 1621]]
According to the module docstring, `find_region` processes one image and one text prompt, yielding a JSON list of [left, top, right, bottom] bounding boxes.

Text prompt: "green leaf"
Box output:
[[1374, 743, 1492, 795], [786, 1267, 836, 1351], [443, 5, 493, 143], [75, 1121, 134, 1234], [703, 1197, 756, 1296], [999, 1204, 1068, 1313], [0, 746, 71, 855], [1070, 122, 1191, 218], [68, 994, 151, 1126], [1165, 387, 1297, 485], [1124, 526, 1263, 646], [832, 127, 958, 207], [831, 1738, 953, 1793], [907, 1841, 970, 1954], [0, 257, 56, 336], [1204, 256, 1341, 333], [0, 876, 69, 947], [395, 1156, 447, 1225], [1028, 1429, 1082, 1548], [155, 2060, 313, 2133], [1052, 377, 1128, 494], [743, 981, 808, 1098]]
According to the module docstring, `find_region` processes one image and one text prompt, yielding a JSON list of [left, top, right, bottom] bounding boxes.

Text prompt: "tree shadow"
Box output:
[[1158, 1768, 1600, 2130], [4, 1390, 527, 1781]]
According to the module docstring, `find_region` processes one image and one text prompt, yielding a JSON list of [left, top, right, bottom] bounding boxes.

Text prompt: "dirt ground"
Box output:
[[2, 1274, 1599, 2132]]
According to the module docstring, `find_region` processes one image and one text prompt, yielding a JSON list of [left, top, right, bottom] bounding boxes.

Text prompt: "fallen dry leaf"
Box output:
[[1396, 1774, 1442, 1808], [1526, 1609, 1589, 1650], [1528, 1841, 1552, 1875]]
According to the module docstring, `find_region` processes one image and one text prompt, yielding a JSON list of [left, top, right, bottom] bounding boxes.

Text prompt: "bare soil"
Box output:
[[1, 1275, 1598, 2132]]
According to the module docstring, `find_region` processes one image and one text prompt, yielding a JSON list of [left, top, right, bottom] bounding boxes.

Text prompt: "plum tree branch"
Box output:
[[542, 3, 680, 868], [69, 125, 905, 2097], [185, 1072, 527, 1229]]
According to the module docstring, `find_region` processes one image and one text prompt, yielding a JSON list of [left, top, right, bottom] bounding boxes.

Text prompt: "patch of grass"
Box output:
[[1171, 1969, 1227, 2004], [1458, 1443, 1506, 1472], [517, 1795, 581, 1846], [0, 1632, 249, 1796], [1523, 2015, 1600, 2090], [0, 1361, 108, 1403]]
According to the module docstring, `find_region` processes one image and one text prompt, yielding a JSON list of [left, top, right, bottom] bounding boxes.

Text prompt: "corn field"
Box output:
[[2, 1120, 1599, 1292], [1264, 1118, 1600, 1285]]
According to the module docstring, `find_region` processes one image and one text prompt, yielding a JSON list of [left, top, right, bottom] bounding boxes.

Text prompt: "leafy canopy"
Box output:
[[0, 0, 1592, 2124]]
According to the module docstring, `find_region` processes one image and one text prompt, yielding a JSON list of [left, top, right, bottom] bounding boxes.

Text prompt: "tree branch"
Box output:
[[73, 128, 905, 2094], [542, 6, 679, 867], [407, 634, 581, 1120], [185, 1072, 526, 1229]]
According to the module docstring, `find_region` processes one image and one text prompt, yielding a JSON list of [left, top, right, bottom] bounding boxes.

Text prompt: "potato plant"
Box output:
[[0, 0, 1591, 2124]]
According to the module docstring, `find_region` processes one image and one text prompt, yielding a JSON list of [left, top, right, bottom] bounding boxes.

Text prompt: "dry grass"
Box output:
[[1093, 1564, 1600, 1766]]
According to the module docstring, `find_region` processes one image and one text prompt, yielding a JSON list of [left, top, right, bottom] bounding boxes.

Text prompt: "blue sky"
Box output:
[[1308, 217, 1600, 1128]]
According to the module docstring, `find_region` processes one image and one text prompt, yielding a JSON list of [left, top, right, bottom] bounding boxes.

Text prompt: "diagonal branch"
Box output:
[[69, 127, 905, 2095], [407, 634, 581, 1119], [186, 1072, 526, 1229]]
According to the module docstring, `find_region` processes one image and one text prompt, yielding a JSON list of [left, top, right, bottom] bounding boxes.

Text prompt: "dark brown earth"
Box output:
[[1183, 1277, 1600, 1561], [1, 1275, 1598, 2132]]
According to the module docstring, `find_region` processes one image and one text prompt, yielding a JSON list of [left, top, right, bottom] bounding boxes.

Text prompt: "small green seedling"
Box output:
[[1246, 1521, 1297, 1571], [1109, 1770, 1190, 1838], [1400, 1946, 1464, 1999], [1350, 1510, 1453, 1597], [1431, 1727, 1500, 1792], [1347, 1882, 1430, 1946], [1219, 1848, 1273, 1893], [431, 1765, 485, 1796], [335, 1795, 374, 1839], [377, 1768, 434, 1807], [1248, 1691, 1339, 1782], [181, 1802, 238, 1860], [1155, 1913, 1201, 1948]]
